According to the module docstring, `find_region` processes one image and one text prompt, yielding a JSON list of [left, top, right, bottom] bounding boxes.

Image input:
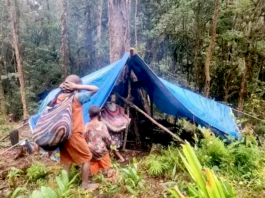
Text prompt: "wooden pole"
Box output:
[[122, 71, 132, 150], [115, 93, 185, 144], [0, 139, 26, 155]]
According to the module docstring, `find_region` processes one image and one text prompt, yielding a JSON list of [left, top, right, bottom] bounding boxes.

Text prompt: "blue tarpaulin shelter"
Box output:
[[29, 52, 240, 138]]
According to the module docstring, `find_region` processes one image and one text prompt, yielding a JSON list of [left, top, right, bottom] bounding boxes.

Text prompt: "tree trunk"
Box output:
[[138, 88, 151, 115], [0, 63, 6, 117], [204, 0, 220, 97], [97, 0, 103, 43], [60, 0, 68, 79], [6, 0, 28, 119], [134, 0, 138, 48], [108, 0, 131, 62], [238, 57, 250, 111], [96, 0, 103, 68]]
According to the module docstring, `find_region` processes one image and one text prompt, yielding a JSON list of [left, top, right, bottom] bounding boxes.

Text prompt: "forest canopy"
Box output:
[[0, 0, 264, 120]]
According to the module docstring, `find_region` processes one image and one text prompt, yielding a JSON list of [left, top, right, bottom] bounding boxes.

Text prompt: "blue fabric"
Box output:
[[128, 54, 239, 137], [29, 52, 239, 138], [77, 91, 91, 105], [29, 53, 129, 130], [161, 79, 239, 137]]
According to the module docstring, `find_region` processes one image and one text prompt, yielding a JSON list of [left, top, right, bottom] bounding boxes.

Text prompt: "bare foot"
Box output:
[[82, 183, 99, 191], [107, 169, 116, 178]]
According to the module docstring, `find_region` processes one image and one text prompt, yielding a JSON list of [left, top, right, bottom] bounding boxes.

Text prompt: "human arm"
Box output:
[[60, 81, 99, 96], [102, 124, 115, 148], [83, 124, 91, 142]]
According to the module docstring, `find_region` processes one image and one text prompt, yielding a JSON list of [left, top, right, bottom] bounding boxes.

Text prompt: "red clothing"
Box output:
[[58, 93, 92, 165], [90, 153, 112, 175], [84, 121, 112, 161]]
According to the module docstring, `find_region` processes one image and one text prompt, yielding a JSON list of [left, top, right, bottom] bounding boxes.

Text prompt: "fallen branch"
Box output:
[[0, 139, 26, 155], [0, 134, 9, 142], [115, 93, 184, 144]]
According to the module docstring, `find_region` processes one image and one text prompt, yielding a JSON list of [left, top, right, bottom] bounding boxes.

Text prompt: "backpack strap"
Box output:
[[47, 89, 63, 108]]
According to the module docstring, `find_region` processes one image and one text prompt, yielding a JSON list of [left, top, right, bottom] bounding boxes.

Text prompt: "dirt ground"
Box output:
[[0, 123, 157, 197], [0, 147, 56, 181]]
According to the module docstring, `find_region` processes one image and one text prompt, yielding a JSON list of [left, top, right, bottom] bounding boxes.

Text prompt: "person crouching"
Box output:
[[84, 105, 115, 176]]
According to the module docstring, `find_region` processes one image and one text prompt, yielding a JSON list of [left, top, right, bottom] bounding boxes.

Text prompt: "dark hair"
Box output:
[[65, 75, 82, 84], [89, 105, 100, 119]]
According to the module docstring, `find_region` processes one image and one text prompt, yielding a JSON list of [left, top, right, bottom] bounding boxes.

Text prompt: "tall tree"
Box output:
[[5, 0, 28, 119], [238, 58, 248, 111], [204, 0, 220, 97], [96, 0, 103, 43], [61, 0, 68, 79], [134, 0, 138, 48], [108, 0, 131, 62], [0, 61, 6, 117], [96, 0, 103, 68]]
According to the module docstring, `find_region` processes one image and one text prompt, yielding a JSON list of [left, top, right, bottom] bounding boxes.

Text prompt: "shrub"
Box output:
[[196, 134, 230, 168], [168, 142, 236, 198], [121, 159, 145, 196], [27, 163, 47, 181], [230, 144, 263, 179], [7, 167, 24, 186], [196, 128, 265, 184], [143, 144, 180, 177]]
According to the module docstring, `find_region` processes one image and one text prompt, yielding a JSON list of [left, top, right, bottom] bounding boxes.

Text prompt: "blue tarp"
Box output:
[[29, 52, 239, 138], [29, 53, 129, 131], [128, 54, 240, 137]]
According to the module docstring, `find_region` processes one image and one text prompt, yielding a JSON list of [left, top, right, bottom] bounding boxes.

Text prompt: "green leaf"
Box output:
[[40, 186, 58, 198], [56, 177, 65, 194], [126, 185, 139, 196], [60, 170, 69, 186], [31, 190, 43, 198], [10, 187, 26, 198]]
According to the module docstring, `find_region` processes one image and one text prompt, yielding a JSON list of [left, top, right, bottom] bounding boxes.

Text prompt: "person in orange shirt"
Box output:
[[84, 106, 114, 176], [58, 75, 99, 190]]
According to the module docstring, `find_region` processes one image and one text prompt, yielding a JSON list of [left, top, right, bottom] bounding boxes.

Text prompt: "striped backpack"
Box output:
[[33, 92, 74, 151]]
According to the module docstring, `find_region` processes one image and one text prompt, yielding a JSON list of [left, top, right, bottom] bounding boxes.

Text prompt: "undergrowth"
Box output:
[[5, 124, 265, 198], [27, 163, 48, 181], [143, 144, 180, 177], [196, 128, 265, 188]]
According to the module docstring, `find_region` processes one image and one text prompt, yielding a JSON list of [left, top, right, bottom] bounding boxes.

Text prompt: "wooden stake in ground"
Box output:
[[123, 74, 132, 150], [6, 0, 28, 119], [204, 0, 220, 98], [115, 93, 184, 144]]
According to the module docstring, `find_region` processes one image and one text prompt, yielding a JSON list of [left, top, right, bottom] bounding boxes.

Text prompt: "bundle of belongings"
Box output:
[[101, 102, 131, 148], [33, 102, 130, 162], [101, 102, 131, 132]]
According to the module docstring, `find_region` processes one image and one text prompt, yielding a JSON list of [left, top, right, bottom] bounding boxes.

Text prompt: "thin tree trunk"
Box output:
[[204, 0, 220, 97], [60, 0, 68, 79], [138, 88, 151, 115], [108, 0, 131, 62], [6, 0, 27, 119], [97, 0, 103, 43], [0, 63, 6, 117], [134, 0, 138, 48], [96, 0, 103, 68], [238, 57, 250, 111]]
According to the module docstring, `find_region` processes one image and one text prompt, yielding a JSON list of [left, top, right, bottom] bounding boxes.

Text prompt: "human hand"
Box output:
[[110, 144, 117, 151], [60, 81, 77, 92]]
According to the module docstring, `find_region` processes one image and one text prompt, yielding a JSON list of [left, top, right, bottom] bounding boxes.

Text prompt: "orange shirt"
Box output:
[[57, 92, 92, 165]]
